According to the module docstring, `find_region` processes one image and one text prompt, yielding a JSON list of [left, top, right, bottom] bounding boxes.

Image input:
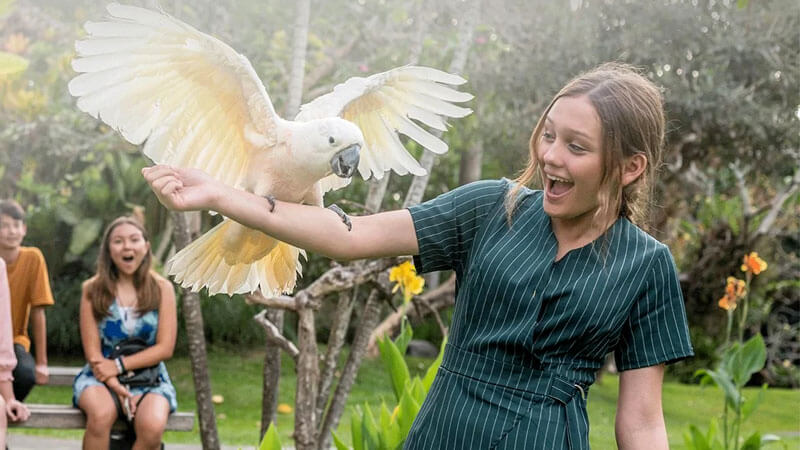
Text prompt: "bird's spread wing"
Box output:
[[69, 3, 280, 189], [296, 65, 473, 181]]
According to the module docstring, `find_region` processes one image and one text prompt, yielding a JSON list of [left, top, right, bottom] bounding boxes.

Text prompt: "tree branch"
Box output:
[[756, 168, 800, 237], [246, 292, 299, 310], [254, 310, 299, 360], [731, 162, 753, 216]]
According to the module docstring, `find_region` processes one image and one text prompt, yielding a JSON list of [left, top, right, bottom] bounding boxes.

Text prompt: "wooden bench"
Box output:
[[47, 366, 82, 386], [8, 404, 194, 431]]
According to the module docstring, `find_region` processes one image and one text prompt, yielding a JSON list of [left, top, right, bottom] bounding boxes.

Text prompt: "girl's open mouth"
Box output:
[[546, 174, 574, 198]]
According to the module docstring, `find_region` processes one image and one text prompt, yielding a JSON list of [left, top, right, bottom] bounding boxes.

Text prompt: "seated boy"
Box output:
[[0, 200, 54, 400]]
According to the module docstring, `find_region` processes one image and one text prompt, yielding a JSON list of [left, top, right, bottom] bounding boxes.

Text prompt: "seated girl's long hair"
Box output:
[[87, 216, 161, 321]]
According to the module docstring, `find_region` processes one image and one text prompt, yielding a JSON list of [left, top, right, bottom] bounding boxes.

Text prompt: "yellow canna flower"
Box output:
[[740, 252, 767, 275], [389, 261, 425, 304]]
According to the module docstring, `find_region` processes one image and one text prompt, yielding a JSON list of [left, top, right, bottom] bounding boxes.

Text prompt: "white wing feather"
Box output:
[[296, 65, 473, 181], [68, 3, 281, 189]]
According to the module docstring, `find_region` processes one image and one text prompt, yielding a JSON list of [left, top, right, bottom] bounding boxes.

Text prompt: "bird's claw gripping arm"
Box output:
[[327, 204, 352, 232], [265, 195, 276, 212]]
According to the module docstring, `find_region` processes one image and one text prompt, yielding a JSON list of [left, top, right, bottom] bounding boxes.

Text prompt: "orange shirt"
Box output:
[[6, 247, 54, 352]]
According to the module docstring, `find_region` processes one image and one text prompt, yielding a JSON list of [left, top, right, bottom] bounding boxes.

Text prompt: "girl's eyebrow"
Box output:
[[544, 116, 593, 141]]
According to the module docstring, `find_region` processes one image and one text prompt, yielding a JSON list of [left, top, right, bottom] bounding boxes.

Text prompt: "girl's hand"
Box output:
[[6, 398, 30, 422], [142, 165, 222, 212], [106, 378, 135, 419], [89, 357, 118, 382]]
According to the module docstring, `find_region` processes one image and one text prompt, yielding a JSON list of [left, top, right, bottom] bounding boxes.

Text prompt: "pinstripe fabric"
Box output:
[[405, 179, 693, 449]]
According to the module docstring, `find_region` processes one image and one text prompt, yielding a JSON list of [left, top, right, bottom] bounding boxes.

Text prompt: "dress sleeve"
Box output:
[[407, 179, 507, 276], [0, 259, 17, 382], [29, 247, 55, 307], [614, 245, 694, 371]]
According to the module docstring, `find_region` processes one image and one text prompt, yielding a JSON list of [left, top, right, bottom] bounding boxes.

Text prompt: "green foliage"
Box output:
[[0, 51, 27, 75], [256, 421, 282, 450], [333, 321, 446, 450]]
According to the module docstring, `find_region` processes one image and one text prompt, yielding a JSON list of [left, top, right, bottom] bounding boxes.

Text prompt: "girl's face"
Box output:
[[537, 95, 606, 226], [108, 223, 149, 277]]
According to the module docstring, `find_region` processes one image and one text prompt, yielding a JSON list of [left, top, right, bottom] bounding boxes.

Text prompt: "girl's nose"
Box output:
[[541, 141, 563, 166]]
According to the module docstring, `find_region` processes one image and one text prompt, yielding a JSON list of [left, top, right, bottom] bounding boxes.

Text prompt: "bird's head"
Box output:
[[322, 118, 363, 178], [293, 117, 364, 180]]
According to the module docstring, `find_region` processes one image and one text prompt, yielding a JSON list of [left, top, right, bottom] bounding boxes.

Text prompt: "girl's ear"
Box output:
[[621, 153, 647, 187]]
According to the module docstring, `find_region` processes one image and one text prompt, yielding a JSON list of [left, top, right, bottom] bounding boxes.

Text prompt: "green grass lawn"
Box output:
[[12, 347, 800, 448]]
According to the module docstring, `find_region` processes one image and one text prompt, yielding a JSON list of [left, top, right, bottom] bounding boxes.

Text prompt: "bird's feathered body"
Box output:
[[70, 3, 473, 296]]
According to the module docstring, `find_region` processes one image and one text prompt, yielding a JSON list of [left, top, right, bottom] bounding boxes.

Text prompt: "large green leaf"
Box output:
[[379, 402, 401, 450], [257, 422, 282, 450], [732, 334, 767, 387], [351, 406, 364, 450], [332, 431, 351, 450], [0, 51, 27, 76], [361, 403, 381, 449], [395, 385, 421, 439], [68, 218, 103, 256], [422, 337, 446, 391], [394, 317, 413, 356], [378, 335, 411, 402], [695, 368, 740, 408], [686, 424, 713, 450], [741, 431, 761, 450], [741, 383, 767, 421]]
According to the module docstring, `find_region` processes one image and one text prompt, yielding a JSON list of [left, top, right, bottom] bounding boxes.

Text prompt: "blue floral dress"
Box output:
[[72, 299, 177, 412]]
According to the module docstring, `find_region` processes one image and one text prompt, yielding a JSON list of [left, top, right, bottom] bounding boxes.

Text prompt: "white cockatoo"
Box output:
[[68, 3, 472, 297]]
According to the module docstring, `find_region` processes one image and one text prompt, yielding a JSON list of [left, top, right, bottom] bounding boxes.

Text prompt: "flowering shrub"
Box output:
[[685, 252, 780, 450]]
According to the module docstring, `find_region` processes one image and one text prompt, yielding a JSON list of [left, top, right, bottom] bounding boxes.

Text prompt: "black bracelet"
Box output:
[[117, 356, 127, 373]]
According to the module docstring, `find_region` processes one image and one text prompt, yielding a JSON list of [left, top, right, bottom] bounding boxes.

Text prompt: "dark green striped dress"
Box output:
[[404, 179, 693, 449]]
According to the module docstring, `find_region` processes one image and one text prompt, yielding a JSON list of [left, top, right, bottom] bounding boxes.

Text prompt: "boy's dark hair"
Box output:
[[0, 199, 25, 222]]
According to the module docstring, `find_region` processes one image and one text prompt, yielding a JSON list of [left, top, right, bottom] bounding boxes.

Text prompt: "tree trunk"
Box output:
[[260, 308, 284, 437], [458, 140, 484, 186], [294, 307, 319, 450], [171, 211, 220, 450], [286, 0, 311, 119], [317, 290, 382, 449], [314, 289, 356, 422]]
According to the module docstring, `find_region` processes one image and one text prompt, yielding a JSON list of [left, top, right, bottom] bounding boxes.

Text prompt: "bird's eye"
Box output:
[[329, 136, 335, 145]]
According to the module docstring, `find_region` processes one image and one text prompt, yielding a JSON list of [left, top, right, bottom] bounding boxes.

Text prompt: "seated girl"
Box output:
[[72, 216, 177, 450]]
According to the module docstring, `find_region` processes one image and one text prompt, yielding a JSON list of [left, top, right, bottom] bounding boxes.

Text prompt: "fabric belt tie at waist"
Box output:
[[441, 343, 589, 450]]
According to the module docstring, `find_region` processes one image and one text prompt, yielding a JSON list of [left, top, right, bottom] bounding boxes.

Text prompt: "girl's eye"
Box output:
[[568, 143, 586, 153], [542, 131, 555, 141]]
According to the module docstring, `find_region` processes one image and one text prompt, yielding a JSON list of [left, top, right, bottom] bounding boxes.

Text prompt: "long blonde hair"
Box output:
[[505, 62, 665, 232], [87, 216, 161, 321]]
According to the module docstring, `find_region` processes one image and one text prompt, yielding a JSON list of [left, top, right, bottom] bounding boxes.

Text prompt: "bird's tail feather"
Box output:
[[166, 220, 305, 296]]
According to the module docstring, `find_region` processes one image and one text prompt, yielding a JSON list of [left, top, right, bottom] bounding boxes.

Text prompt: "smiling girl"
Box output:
[[72, 216, 177, 450], [142, 62, 693, 449]]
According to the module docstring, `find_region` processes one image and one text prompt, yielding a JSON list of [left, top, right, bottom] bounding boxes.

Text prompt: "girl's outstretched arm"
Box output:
[[142, 165, 419, 261]]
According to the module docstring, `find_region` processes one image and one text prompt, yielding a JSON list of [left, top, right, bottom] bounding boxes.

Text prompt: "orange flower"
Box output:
[[718, 277, 746, 311], [718, 295, 736, 311], [740, 252, 767, 275]]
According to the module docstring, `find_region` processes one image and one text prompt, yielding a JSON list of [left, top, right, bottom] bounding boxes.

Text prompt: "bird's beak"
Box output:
[[330, 144, 361, 178]]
